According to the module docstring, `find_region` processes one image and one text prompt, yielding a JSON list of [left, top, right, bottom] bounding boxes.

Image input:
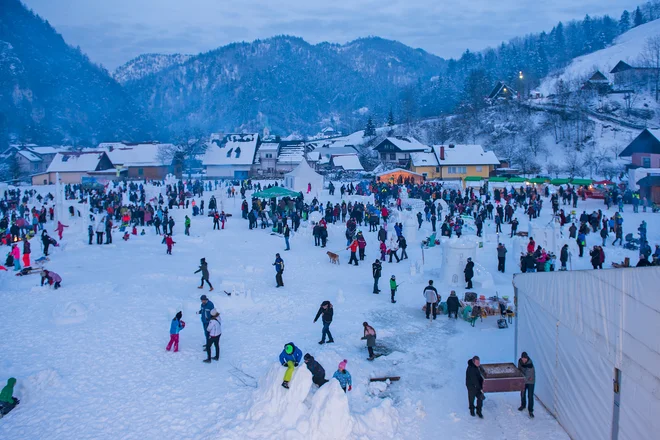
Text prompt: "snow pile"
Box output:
[[225, 363, 398, 440]]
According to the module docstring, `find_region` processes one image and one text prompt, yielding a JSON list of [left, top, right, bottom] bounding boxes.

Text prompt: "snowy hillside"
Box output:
[[113, 53, 192, 84], [540, 19, 660, 95]]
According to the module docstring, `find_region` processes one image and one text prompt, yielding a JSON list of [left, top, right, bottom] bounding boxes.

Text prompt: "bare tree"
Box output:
[[158, 130, 208, 178], [642, 35, 660, 101], [563, 153, 584, 179], [546, 162, 561, 178]]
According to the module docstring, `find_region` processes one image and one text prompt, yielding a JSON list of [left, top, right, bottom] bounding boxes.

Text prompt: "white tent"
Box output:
[[284, 160, 324, 194], [513, 267, 660, 440]]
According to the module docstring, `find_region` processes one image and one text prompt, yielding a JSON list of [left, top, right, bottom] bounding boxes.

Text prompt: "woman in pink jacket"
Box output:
[[10, 244, 20, 271]]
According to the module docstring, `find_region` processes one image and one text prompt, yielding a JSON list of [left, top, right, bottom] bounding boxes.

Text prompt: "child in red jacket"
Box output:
[[379, 241, 387, 261], [165, 235, 175, 254]]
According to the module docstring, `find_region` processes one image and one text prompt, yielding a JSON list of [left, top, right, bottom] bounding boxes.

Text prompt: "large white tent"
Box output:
[[284, 159, 324, 194], [513, 267, 660, 440]]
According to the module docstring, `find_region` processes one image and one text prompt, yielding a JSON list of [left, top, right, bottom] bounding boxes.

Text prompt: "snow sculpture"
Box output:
[[441, 238, 477, 286]]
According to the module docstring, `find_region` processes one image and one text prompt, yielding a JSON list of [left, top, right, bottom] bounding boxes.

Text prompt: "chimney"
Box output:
[[440, 146, 445, 161]]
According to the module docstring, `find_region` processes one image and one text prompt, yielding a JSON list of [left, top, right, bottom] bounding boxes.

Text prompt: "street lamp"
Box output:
[[518, 71, 524, 99]]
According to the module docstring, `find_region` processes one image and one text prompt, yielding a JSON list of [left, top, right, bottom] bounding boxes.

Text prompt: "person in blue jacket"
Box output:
[[197, 295, 215, 343], [332, 359, 352, 392], [279, 342, 302, 389], [273, 253, 284, 287], [166, 311, 185, 352]]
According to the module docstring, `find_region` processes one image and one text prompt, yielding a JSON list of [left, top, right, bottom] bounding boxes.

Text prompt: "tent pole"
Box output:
[[513, 283, 519, 362]]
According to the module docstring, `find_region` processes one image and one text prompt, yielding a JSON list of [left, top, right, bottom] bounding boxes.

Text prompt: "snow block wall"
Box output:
[[225, 363, 398, 440], [441, 238, 477, 286], [514, 268, 660, 440]]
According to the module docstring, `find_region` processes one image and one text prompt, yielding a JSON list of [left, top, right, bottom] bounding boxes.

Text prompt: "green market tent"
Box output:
[[507, 177, 527, 183], [528, 177, 548, 184], [252, 186, 301, 198], [571, 179, 593, 186], [463, 176, 483, 181], [551, 178, 571, 185], [488, 176, 508, 182]]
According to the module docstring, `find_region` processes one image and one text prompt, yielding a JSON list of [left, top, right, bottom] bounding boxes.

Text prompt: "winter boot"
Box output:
[[281, 381, 290, 389], [327, 339, 334, 344], [209, 287, 214, 292], [470, 409, 475, 417], [203, 359, 211, 363], [529, 411, 534, 418], [518, 406, 525, 411], [198, 286, 203, 289], [477, 411, 483, 419], [318, 340, 325, 345]]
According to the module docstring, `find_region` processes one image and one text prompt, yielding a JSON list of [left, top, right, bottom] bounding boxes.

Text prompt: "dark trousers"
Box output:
[[368, 346, 374, 357], [400, 248, 408, 259], [88, 234, 93, 245], [200, 277, 213, 288], [373, 276, 380, 293], [349, 252, 358, 265], [578, 244, 584, 257], [466, 276, 473, 289], [391, 289, 396, 302], [54, 281, 61, 290], [314, 236, 320, 246], [521, 384, 535, 412], [321, 321, 333, 342], [448, 309, 458, 319], [206, 335, 220, 360], [498, 257, 505, 272], [105, 229, 112, 244], [468, 388, 483, 413], [359, 248, 365, 260], [276, 271, 284, 287], [426, 302, 437, 319], [389, 250, 400, 263], [96, 232, 103, 244]]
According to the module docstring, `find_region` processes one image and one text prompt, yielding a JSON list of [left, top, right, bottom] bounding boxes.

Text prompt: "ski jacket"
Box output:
[[279, 344, 303, 365], [195, 262, 210, 279], [305, 357, 326, 382], [274, 257, 284, 273], [170, 318, 184, 335], [423, 285, 439, 303], [446, 294, 460, 312], [465, 359, 483, 391], [0, 378, 16, 404], [199, 300, 215, 323], [206, 317, 221, 337], [372, 262, 382, 278], [518, 357, 535, 384], [333, 370, 352, 388], [314, 303, 333, 323], [389, 279, 397, 290], [348, 240, 359, 252]]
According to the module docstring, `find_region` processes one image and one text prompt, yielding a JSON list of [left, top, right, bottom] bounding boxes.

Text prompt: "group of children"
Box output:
[[279, 342, 353, 392]]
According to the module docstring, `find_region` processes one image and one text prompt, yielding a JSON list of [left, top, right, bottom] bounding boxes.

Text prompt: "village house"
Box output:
[[203, 133, 260, 179], [31, 151, 115, 185], [487, 81, 517, 101], [430, 144, 500, 180], [275, 141, 306, 173], [610, 60, 659, 91], [97, 142, 174, 179], [3, 145, 70, 177], [583, 70, 611, 94], [373, 136, 430, 167], [253, 142, 280, 175], [619, 128, 660, 169]]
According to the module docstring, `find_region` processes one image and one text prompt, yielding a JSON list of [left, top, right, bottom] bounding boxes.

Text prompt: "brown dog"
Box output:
[[327, 251, 340, 264]]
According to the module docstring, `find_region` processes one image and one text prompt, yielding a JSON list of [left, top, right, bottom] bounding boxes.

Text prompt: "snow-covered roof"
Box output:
[[410, 151, 438, 167], [47, 152, 109, 173], [433, 145, 500, 166], [97, 143, 169, 167], [277, 141, 306, 165], [17, 150, 42, 162], [375, 137, 430, 152], [331, 154, 363, 171], [259, 143, 280, 152], [309, 146, 358, 164], [203, 134, 259, 167], [29, 146, 69, 155]]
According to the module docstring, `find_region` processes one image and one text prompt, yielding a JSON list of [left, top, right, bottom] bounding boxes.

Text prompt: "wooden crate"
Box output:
[[480, 363, 526, 393]]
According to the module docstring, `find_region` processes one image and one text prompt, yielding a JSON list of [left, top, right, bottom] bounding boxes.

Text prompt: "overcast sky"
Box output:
[[23, 0, 638, 70]]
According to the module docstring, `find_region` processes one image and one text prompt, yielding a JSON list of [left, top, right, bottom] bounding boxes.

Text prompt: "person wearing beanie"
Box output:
[[518, 352, 536, 418], [195, 258, 214, 291], [423, 280, 439, 320], [362, 322, 377, 360], [389, 275, 398, 303], [166, 311, 185, 352], [279, 342, 303, 389], [313, 301, 334, 344], [203, 309, 221, 363], [464, 258, 474, 289], [197, 295, 215, 343], [332, 359, 352, 392], [372, 259, 382, 294], [304, 353, 328, 387]]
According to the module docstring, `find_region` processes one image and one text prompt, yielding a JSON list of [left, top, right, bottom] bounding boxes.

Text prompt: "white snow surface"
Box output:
[[539, 19, 660, 95], [4, 183, 658, 439]]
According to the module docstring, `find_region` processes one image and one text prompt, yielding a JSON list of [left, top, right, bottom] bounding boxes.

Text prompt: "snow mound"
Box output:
[[225, 363, 399, 440], [52, 301, 89, 325]]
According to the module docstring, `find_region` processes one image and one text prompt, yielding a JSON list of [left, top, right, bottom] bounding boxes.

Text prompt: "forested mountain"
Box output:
[[113, 53, 192, 84], [0, 0, 152, 146]]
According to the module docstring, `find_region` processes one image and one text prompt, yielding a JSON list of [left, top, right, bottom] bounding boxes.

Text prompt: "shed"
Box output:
[[377, 168, 424, 184]]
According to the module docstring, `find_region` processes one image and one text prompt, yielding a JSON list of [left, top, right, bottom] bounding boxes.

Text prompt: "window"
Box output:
[[265, 153, 272, 158], [435, 167, 440, 172], [138, 168, 144, 176], [476, 166, 483, 172], [389, 153, 396, 160], [381, 153, 387, 160], [33, 163, 39, 171], [448, 166, 467, 174], [642, 157, 651, 168]]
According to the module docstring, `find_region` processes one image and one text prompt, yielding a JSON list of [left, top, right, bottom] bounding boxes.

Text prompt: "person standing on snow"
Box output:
[[497, 243, 507, 273], [303, 353, 328, 387], [88, 224, 94, 245], [332, 359, 352, 393], [423, 280, 439, 319], [166, 311, 185, 352], [464, 258, 474, 289], [203, 309, 221, 363], [372, 259, 382, 294], [389, 275, 398, 303], [362, 322, 377, 360], [184, 215, 191, 236], [22, 238, 31, 267], [446, 291, 460, 319], [279, 342, 303, 389], [41, 230, 52, 256], [273, 253, 284, 287], [165, 234, 175, 254], [105, 217, 113, 244], [55, 221, 68, 240], [314, 301, 334, 344], [466, 355, 484, 418], [347, 237, 359, 266], [10, 244, 20, 271], [283, 222, 291, 251], [197, 295, 215, 342], [168, 217, 175, 235], [518, 351, 536, 418], [195, 258, 213, 291]]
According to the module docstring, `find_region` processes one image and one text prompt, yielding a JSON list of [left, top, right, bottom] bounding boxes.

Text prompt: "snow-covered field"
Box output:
[[1, 183, 657, 439]]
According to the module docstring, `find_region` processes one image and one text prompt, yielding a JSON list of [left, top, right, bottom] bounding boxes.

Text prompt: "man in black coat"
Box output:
[[518, 352, 536, 418], [372, 259, 382, 294], [465, 355, 484, 418], [313, 301, 334, 344], [464, 258, 475, 289], [303, 353, 328, 387]]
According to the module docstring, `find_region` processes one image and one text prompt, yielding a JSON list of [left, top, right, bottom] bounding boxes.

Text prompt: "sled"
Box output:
[[223, 290, 232, 296], [16, 267, 40, 276], [369, 376, 400, 382]]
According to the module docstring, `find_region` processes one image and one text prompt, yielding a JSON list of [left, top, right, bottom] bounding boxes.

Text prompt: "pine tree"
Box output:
[[387, 109, 395, 127], [619, 10, 631, 33], [633, 7, 646, 27], [364, 116, 376, 137]]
